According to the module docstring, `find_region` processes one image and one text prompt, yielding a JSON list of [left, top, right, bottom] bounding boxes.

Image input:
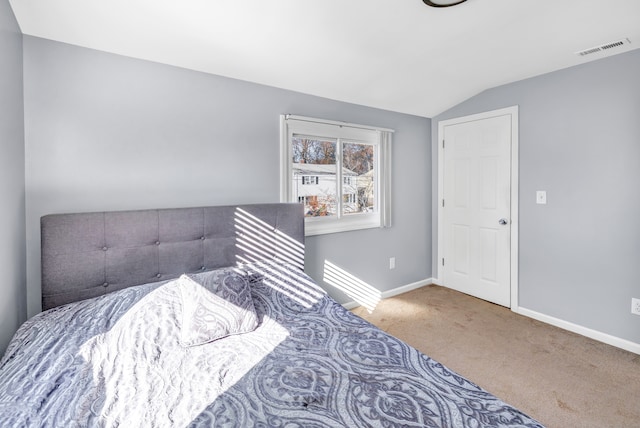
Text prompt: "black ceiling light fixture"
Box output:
[[423, 0, 468, 7]]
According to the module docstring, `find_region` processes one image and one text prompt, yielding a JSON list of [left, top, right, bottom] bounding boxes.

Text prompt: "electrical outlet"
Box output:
[[632, 298, 640, 316], [389, 257, 396, 270], [536, 190, 547, 204]]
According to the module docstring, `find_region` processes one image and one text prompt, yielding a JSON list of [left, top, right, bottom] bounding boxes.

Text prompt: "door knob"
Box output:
[[498, 218, 508, 225]]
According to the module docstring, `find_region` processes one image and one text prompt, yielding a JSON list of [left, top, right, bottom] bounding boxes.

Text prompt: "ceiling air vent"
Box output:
[[576, 38, 631, 57]]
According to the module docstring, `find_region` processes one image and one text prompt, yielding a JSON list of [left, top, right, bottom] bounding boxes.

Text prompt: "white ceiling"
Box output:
[[9, 0, 640, 117]]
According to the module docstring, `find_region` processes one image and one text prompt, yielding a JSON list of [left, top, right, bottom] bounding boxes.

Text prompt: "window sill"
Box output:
[[304, 215, 381, 236]]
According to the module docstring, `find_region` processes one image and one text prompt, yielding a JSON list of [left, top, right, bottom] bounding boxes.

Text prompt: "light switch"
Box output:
[[536, 191, 547, 204]]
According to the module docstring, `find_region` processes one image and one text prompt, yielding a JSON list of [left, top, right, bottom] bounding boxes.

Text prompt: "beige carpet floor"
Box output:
[[351, 285, 640, 428]]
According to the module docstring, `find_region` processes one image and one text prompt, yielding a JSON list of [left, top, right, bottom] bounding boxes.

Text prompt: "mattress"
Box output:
[[0, 262, 543, 427]]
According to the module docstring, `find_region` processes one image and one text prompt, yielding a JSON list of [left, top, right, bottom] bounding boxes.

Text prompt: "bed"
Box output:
[[0, 203, 543, 427]]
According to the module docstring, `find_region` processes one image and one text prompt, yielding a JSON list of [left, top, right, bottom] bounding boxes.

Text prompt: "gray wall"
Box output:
[[0, 0, 26, 355], [23, 36, 432, 317], [433, 48, 640, 344]]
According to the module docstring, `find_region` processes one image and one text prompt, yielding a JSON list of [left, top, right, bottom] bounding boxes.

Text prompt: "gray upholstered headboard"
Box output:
[[41, 203, 304, 311]]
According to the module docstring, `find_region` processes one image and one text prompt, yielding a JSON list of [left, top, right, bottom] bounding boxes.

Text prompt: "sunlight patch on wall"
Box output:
[[323, 260, 381, 312]]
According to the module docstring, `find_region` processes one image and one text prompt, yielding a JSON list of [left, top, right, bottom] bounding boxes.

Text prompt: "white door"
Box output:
[[440, 109, 515, 307]]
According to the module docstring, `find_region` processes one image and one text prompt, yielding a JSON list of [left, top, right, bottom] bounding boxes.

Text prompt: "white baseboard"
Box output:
[[515, 306, 640, 355], [343, 280, 640, 355], [341, 278, 434, 310]]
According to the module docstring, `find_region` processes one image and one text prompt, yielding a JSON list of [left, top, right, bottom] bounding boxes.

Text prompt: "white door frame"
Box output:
[[437, 106, 519, 310]]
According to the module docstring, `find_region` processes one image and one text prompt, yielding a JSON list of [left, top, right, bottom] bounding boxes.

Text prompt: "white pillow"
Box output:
[[178, 268, 258, 347]]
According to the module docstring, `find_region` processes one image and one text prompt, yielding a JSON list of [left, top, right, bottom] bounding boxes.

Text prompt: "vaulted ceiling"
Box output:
[[9, 0, 640, 117]]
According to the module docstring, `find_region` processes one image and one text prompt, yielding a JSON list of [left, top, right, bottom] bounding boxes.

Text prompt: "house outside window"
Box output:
[[281, 115, 393, 235]]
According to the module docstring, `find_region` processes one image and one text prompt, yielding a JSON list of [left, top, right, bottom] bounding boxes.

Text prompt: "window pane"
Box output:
[[291, 136, 337, 217], [342, 142, 375, 215]]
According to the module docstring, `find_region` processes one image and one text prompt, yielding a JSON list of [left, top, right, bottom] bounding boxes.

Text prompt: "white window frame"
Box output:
[[280, 115, 393, 236]]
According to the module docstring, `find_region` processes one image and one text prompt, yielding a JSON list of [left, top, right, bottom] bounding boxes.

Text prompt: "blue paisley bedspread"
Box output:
[[0, 263, 543, 427]]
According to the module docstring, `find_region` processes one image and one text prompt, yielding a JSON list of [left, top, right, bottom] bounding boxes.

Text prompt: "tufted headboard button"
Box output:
[[155, 241, 160, 246], [200, 266, 206, 270], [200, 236, 205, 240], [102, 282, 109, 287], [102, 246, 108, 251], [156, 273, 162, 278]]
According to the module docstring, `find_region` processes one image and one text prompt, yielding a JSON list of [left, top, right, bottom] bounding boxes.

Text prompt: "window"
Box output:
[[281, 115, 393, 235], [302, 176, 319, 185], [343, 194, 356, 204], [298, 195, 318, 205]]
